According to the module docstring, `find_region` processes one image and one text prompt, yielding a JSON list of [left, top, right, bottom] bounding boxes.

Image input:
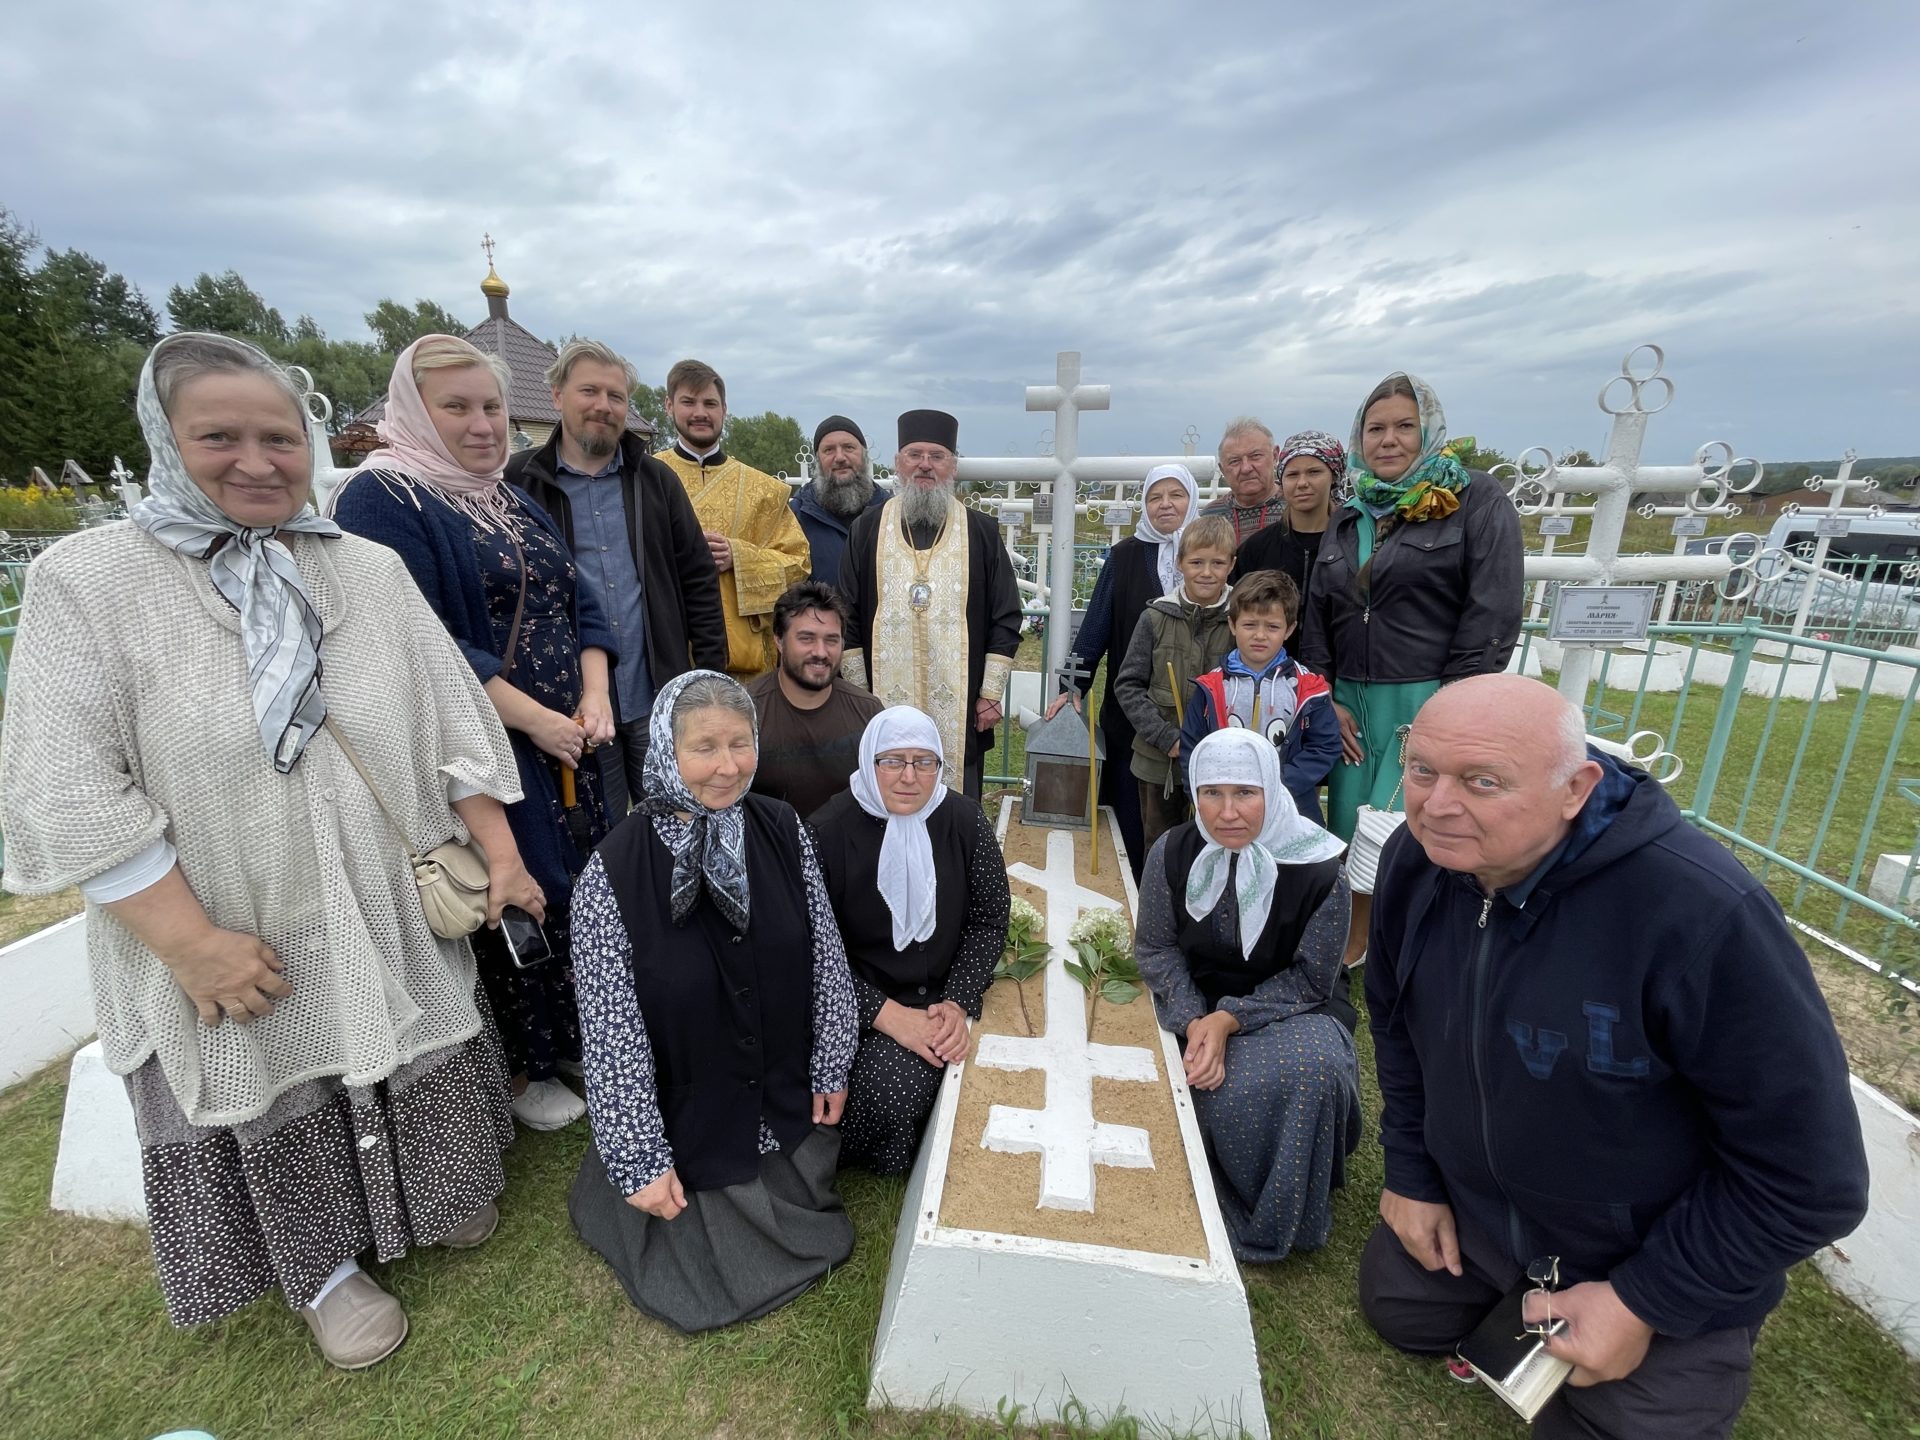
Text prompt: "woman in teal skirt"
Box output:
[[1297, 373, 1523, 962]]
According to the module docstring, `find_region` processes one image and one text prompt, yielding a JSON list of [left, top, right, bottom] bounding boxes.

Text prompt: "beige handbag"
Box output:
[[1346, 724, 1411, 897], [323, 716, 491, 939]]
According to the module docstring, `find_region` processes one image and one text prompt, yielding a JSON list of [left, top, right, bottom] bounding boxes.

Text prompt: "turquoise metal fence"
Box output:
[[1516, 619, 1920, 974]]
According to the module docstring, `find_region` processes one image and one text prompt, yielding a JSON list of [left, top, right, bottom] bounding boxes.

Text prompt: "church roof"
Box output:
[[353, 262, 655, 439]]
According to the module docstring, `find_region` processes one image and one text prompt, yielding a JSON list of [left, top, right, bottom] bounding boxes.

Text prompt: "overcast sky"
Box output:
[[6, 1, 1917, 467]]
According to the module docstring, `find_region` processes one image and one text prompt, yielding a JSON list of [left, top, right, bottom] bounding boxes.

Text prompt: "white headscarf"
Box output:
[[848, 706, 948, 951], [129, 333, 341, 773], [1184, 728, 1346, 959], [1135, 462, 1199, 595]]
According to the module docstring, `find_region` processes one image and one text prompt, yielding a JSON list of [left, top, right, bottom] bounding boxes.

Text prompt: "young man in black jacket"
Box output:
[[507, 340, 728, 813], [1360, 674, 1867, 1440]]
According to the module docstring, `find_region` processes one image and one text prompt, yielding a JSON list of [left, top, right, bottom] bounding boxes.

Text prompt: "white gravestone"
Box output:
[[50, 1039, 148, 1223], [868, 802, 1267, 1439]]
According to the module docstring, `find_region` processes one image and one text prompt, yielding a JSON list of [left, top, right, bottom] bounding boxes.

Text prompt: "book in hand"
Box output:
[[1455, 1280, 1575, 1422]]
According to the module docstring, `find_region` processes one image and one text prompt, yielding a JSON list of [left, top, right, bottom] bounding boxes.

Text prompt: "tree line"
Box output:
[[0, 208, 814, 484]]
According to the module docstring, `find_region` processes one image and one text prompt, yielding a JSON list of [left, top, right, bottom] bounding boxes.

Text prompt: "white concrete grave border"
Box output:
[[867, 799, 1267, 1439]]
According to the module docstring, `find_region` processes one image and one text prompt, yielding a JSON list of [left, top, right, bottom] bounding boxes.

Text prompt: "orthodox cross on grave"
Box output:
[[955, 352, 1221, 678], [1772, 451, 1904, 637], [1505, 344, 1767, 702], [107, 456, 141, 511], [974, 831, 1157, 1212]]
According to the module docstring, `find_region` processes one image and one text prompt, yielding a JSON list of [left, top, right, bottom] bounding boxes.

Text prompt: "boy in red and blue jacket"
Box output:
[[1178, 568, 1340, 823]]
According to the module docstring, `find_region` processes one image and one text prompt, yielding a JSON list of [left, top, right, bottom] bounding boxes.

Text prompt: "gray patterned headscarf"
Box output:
[[641, 670, 759, 932], [130, 333, 341, 772]]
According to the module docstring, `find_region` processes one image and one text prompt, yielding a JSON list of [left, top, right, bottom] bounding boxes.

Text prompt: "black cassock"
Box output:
[[837, 503, 1024, 766], [809, 789, 1011, 1174]]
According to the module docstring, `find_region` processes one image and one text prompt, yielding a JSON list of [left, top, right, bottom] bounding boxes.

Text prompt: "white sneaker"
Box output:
[[510, 1078, 587, 1131]]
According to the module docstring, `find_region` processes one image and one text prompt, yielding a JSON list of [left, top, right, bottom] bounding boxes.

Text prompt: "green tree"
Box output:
[[1456, 441, 1513, 473], [724, 410, 806, 476], [35, 249, 161, 347], [166, 270, 289, 342], [0, 211, 153, 482], [630, 382, 673, 442], [364, 297, 468, 353], [1556, 448, 1599, 468]]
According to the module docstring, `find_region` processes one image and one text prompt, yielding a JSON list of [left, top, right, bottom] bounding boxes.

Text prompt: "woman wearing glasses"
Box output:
[[810, 707, 1011, 1173]]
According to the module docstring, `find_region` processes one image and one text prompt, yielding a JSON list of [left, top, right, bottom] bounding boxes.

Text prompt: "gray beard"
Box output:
[[569, 423, 620, 460], [900, 480, 954, 532], [816, 465, 874, 519]]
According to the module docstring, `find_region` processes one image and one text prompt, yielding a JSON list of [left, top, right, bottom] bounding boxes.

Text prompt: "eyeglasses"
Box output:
[[876, 756, 942, 773], [1518, 1255, 1561, 1340], [898, 447, 953, 466]]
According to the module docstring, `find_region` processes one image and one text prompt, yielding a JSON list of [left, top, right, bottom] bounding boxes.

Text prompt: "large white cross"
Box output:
[[974, 830, 1158, 1212], [955, 352, 1221, 682]]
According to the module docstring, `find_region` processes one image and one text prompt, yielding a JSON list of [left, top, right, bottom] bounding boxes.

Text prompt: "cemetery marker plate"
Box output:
[[1539, 515, 1575, 537], [1816, 517, 1852, 538], [1548, 584, 1657, 644], [1671, 514, 1708, 537]]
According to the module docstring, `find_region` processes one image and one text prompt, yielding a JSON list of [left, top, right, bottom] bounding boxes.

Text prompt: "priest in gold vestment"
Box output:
[[654, 359, 810, 680], [839, 409, 1022, 800]]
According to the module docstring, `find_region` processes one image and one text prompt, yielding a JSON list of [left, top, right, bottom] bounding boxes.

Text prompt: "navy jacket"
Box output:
[[1367, 753, 1867, 1338], [331, 471, 617, 902], [791, 480, 887, 591]]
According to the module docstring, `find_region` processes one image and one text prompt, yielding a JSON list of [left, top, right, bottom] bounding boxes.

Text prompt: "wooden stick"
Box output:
[[1087, 691, 1101, 875], [1166, 661, 1186, 725]]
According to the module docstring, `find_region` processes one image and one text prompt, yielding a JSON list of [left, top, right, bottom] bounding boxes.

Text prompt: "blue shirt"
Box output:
[[552, 451, 653, 721]]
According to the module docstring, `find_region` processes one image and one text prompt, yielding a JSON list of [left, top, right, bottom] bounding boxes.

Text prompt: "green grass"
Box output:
[[0, 889, 81, 949], [3, 991, 1917, 1440]]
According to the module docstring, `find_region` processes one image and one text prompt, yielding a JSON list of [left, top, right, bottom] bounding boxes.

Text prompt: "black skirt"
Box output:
[[568, 1125, 854, 1334]]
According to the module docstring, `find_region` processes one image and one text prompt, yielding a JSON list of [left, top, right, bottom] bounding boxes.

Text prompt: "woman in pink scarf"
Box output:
[[331, 336, 617, 1134]]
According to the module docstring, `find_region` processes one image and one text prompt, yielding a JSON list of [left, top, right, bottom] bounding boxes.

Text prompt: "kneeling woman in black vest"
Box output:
[[810, 707, 1010, 1174], [1135, 727, 1361, 1263], [567, 670, 858, 1333]]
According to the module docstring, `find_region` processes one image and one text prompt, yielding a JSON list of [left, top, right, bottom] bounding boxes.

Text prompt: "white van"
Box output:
[[1753, 510, 1920, 633]]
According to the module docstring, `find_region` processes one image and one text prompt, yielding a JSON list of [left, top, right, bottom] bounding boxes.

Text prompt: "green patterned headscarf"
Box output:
[[1345, 372, 1472, 523]]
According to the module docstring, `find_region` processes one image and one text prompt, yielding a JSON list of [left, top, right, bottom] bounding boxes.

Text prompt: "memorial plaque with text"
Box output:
[[1548, 585, 1658, 644]]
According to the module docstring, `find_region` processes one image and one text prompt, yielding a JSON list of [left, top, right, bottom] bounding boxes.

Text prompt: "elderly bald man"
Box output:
[[1359, 675, 1866, 1440]]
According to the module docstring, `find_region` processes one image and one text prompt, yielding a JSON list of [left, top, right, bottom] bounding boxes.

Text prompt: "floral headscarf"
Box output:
[[129, 333, 341, 772], [640, 670, 758, 931], [1276, 430, 1349, 502], [1344, 373, 1472, 523]]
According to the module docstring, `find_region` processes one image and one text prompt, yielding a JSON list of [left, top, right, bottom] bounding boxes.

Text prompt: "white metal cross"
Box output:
[[975, 830, 1158, 1212], [955, 352, 1220, 680]]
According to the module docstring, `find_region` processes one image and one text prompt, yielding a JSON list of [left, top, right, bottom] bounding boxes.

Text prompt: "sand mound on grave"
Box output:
[[935, 805, 1208, 1261]]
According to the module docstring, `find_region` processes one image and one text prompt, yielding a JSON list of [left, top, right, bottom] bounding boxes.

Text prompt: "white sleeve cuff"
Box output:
[[81, 839, 177, 903], [446, 778, 486, 802]]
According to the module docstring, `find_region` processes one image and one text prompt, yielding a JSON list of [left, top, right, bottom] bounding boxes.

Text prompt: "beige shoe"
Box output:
[[438, 1201, 499, 1249], [301, 1270, 408, 1370]]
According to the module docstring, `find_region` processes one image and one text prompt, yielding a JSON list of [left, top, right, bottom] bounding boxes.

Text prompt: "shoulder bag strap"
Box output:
[[321, 714, 421, 862], [499, 533, 529, 681]]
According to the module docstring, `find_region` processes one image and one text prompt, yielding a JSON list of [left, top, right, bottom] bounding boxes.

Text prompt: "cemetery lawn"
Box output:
[[4, 1005, 1919, 1440], [0, 888, 80, 948]]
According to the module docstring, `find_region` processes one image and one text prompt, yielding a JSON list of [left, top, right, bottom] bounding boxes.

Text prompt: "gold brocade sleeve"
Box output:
[[727, 482, 812, 617], [841, 649, 869, 691]]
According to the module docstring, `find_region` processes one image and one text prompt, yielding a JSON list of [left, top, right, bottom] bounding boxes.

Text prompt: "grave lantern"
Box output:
[[1020, 697, 1103, 829]]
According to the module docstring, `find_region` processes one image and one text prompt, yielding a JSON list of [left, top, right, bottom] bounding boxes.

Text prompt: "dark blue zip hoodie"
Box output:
[[1366, 750, 1868, 1337]]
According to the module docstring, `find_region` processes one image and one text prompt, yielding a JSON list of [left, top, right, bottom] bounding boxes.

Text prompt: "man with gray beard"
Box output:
[[838, 409, 1022, 800], [792, 414, 888, 589]]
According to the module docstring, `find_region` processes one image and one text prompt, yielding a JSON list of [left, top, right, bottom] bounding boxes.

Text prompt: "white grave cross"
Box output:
[[975, 830, 1158, 1211]]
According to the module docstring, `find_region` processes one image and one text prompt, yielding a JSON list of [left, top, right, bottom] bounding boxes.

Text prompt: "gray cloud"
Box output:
[[4, 0, 1917, 468]]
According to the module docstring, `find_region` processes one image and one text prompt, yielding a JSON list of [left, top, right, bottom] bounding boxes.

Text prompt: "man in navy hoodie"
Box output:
[[1360, 675, 1867, 1439]]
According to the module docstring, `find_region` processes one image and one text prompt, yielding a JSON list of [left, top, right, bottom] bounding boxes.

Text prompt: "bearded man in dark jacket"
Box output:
[[1360, 674, 1867, 1440]]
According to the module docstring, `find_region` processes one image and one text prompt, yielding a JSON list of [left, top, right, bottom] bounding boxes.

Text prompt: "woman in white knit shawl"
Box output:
[[0, 333, 542, 1370]]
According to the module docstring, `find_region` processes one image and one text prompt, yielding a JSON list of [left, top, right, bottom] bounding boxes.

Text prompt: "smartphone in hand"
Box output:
[[499, 905, 552, 969]]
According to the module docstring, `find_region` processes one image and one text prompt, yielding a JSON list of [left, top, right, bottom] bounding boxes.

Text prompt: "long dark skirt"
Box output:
[[839, 1028, 946, 1176], [569, 1125, 853, 1334], [1191, 1012, 1361, 1264], [125, 1020, 515, 1327]]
